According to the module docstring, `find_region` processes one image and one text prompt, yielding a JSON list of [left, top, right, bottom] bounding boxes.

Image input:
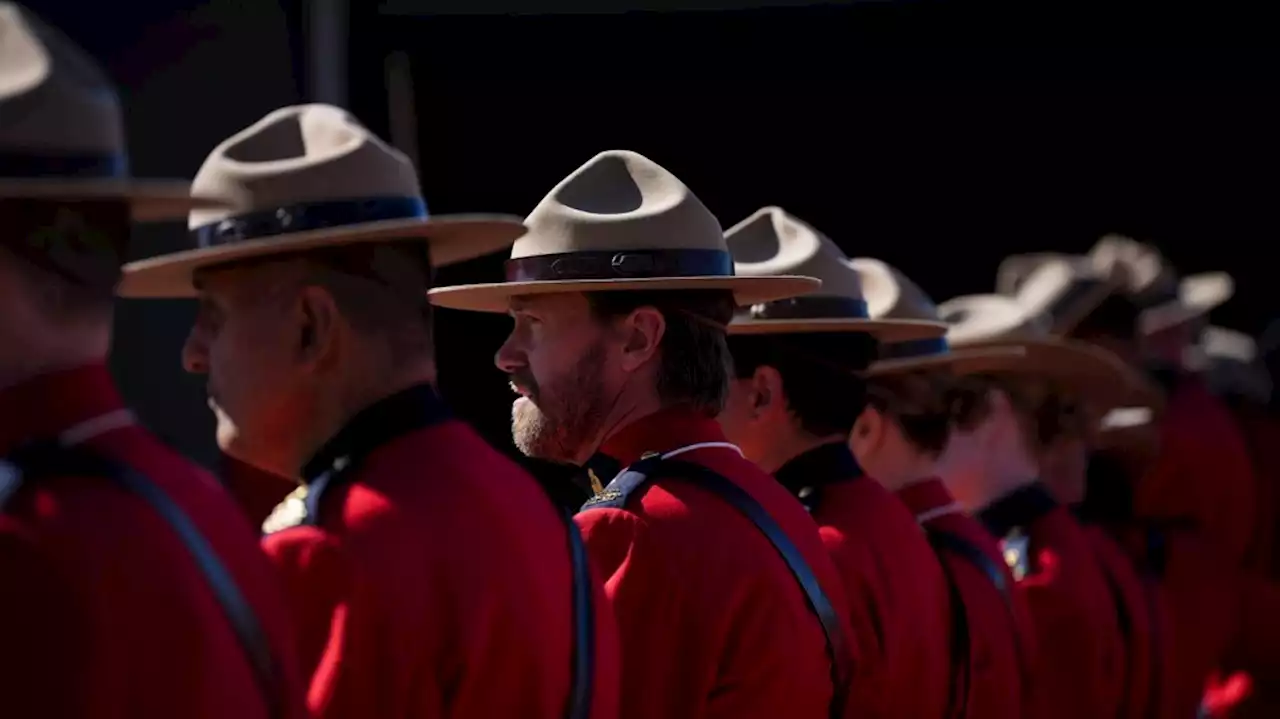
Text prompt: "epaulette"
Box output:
[[261, 471, 335, 535], [579, 453, 663, 512], [1000, 528, 1031, 581], [0, 459, 24, 510]]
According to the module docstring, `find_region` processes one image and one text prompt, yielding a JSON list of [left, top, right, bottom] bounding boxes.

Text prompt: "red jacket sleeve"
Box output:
[[1020, 531, 1127, 718], [0, 527, 93, 718], [819, 528, 890, 718], [262, 527, 437, 719]]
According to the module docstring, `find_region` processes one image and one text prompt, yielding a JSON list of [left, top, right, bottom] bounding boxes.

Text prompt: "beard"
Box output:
[[510, 340, 612, 464]]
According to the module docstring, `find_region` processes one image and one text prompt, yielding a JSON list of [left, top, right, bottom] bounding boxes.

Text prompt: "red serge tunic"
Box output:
[[574, 407, 852, 719], [0, 364, 308, 719], [896, 478, 1037, 719], [260, 384, 620, 719], [1080, 524, 1167, 719], [977, 483, 1128, 719], [773, 444, 953, 719], [1139, 377, 1258, 568]]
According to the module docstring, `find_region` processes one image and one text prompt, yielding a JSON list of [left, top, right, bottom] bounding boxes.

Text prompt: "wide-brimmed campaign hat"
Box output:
[[1010, 254, 1128, 335], [837, 257, 1026, 376], [724, 207, 945, 341], [427, 151, 820, 313], [1186, 325, 1272, 404], [937, 292, 1156, 409], [1089, 235, 1233, 336], [117, 104, 525, 298], [0, 3, 224, 221], [995, 252, 1072, 297]]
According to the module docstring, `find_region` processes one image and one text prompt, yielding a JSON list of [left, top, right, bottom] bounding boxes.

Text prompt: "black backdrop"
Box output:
[[15, 2, 1275, 485], [353, 6, 1278, 484]]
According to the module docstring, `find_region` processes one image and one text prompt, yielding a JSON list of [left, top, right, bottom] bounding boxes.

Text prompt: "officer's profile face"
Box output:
[[183, 260, 323, 475], [495, 292, 626, 464]]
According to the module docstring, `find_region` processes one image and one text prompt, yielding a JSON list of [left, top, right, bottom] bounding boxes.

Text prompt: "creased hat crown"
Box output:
[[0, 3, 124, 164], [189, 104, 423, 232], [729, 207, 867, 296], [511, 150, 724, 259]]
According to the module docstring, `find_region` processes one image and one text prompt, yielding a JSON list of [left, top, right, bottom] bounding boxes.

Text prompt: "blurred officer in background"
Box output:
[[0, 4, 307, 718], [718, 208, 954, 719]]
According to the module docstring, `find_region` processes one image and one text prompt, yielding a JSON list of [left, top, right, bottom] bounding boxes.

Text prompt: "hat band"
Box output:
[[0, 150, 129, 180], [192, 196, 428, 248], [877, 336, 950, 361], [747, 296, 870, 321], [504, 249, 732, 282]]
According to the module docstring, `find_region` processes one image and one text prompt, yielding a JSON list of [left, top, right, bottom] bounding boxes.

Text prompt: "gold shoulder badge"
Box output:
[[640, 451, 661, 459], [587, 468, 605, 495], [262, 484, 310, 535], [584, 489, 623, 507], [1001, 530, 1031, 581]]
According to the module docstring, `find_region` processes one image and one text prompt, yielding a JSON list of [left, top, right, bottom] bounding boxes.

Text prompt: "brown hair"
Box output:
[[864, 371, 959, 458], [0, 199, 131, 324], [727, 332, 877, 437], [586, 289, 736, 416], [951, 374, 1092, 451], [214, 239, 436, 363]]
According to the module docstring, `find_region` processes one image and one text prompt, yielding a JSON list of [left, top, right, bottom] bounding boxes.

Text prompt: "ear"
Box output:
[[750, 365, 786, 418], [295, 284, 342, 371], [616, 306, 666, 373], [849, 404, 885, 456]]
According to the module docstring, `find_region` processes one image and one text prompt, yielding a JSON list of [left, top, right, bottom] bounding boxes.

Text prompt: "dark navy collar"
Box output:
[[977, 482, 1058, 539], [301, 383, 451, 484], [581, 452, 624, 492], [774, 441, 864, 498]]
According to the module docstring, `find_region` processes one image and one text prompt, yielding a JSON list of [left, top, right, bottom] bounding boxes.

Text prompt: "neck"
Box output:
[[935, 435, 1037, 512], [572, 382, 665, 466], [758, 428, 844, 475], [288, 359, 438, 477], [873, 451, 940, 492]]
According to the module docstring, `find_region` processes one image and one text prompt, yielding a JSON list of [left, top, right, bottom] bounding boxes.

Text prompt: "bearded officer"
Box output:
[[432, 151, 853, 719], [119, 105, 619, 719], [714, 208, 954, 719], [0, 5, 307, 717]]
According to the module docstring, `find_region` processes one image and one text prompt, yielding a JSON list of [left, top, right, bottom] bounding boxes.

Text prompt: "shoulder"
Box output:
[[0, 520, 87, 631]]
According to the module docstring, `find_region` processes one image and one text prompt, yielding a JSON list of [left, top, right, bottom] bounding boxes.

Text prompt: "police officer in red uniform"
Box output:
[[120, 105, 619, 719], [931, 290, 1134, 719], [714, 209, 955, 718], [432, 151, 851, 719], [999, 243, 1268, 716], [852, 258, 1039, 719], [0, 6, 307, 718]]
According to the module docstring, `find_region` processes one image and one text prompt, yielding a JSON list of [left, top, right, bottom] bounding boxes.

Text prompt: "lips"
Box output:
[[508, 374, 538, 400]]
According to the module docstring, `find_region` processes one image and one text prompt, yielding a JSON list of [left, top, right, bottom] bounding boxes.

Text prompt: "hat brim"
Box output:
[[863, 346, 1027, 377], [1139, 272, 1234, 335], [949, 338, 1153, 411], [118, 214, 526, 298], [729, 317, 947, 343], [0, 178, 228, 222], [428, 274, 822, 314]]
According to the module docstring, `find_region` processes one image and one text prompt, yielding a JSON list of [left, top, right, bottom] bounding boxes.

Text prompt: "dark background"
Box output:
[[27, 2, 1277, 480]]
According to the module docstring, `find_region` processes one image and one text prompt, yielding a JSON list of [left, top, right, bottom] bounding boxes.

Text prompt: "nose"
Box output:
[[181, 325, 210, 375], [494, 332, 523, 375]]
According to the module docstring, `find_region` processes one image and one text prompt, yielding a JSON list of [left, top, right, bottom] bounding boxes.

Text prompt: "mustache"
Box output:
[[507, 372, 539, 399]]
